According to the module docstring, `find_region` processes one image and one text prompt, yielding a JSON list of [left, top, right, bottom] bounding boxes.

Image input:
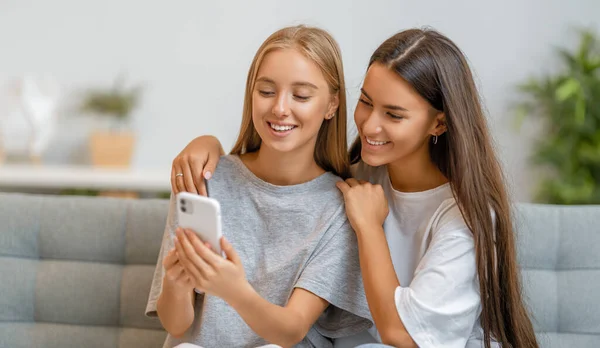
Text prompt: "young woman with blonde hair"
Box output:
[[146, 25, 371, 348]]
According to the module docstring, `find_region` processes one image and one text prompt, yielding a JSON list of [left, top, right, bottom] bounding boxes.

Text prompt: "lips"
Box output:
[[265, 121, 297, 138], [268, 122, 296, 132], [365, 136, 390, 146]]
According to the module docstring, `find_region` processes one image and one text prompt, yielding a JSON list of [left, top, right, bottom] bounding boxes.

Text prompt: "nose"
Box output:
[[361, 111, 383, 136], [272, 92, 291, 118]]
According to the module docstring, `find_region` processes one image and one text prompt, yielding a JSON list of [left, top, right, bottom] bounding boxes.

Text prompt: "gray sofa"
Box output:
[[1, 193, 599, 348], [0, 193, 168, 348]]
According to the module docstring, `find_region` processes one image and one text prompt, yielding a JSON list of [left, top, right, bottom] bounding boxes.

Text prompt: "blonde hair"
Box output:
[[230, 25, 350, 179]]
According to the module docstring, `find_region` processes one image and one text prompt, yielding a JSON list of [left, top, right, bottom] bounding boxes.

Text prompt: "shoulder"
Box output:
[[208, 155, 247, 185], [213, 154, 240, 174], [314, 172, 351, 214], [430, 197, 497, 242], [351, 161, 387, 184], [301, 173, 354, 234], [430, 198, 473, 241]]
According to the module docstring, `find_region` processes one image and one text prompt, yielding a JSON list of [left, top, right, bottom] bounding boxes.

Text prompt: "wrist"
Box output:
[[355, 224, 386, 244], [224, 281, 256, 309], [354, 220, 382, 234], [162, 278, 191, 299]]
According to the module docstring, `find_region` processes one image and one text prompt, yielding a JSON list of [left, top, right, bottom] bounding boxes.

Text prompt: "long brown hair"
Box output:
[[350, 28, 538, 348], [231, 25, 350, 179]]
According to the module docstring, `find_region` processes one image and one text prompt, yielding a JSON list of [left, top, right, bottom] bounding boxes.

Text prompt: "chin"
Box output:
[[360, 151, 389, 167], [261, 140, 296, 154]]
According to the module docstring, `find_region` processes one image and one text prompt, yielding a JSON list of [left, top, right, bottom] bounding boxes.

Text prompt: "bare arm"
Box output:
[[229, 286, 329, 347], [156, 249, 197, 337], [175, 228, 329, 347], [356, 225, 417, 348], [337, 179, 417, 347]]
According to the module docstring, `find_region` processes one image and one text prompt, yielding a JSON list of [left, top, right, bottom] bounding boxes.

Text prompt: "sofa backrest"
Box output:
[[514, 204, 600, 347], [2, 194, 599, 348], [0, 193, 168, 348]]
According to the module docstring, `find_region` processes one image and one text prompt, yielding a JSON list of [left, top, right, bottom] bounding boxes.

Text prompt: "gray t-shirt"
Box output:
[[146, 155, 372, 348]]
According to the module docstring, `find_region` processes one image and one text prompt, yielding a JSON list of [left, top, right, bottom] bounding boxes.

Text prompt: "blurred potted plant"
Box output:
[[515, 28, 600, 204], [80, 76, 142, 168]]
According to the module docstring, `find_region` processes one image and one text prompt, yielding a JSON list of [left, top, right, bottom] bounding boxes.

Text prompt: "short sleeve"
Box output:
[[394, 227, 481, 348], [294, 217, 373, 339], [145, 193, 178, 317]]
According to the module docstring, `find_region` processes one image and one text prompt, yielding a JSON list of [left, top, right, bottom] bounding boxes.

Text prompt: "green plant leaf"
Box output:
[[512, 103, 532, 130], [575, 95, 586, 124], [557, 47, 578, 71], [589, 58, 600, 71], [578, 141, 600, 163], [555, 78, 580, 101], [577, 29, 595, 65], [514, 27, 600, 204], [79, 77, 143, 120]]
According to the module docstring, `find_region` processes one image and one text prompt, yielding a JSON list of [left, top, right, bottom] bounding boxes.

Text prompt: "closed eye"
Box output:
[[258, 91, 275, 97], [258, 90, 275, 97], [387, 112, 405, 120], [294, 95, 311, 101], [359, 98, 372, 107]]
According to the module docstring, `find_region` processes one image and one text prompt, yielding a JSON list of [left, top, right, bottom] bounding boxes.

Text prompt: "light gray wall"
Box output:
[[1, 0, 598, 201]]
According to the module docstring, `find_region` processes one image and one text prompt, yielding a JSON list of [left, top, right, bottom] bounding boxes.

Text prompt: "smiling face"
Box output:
[[354, 62, 446, 167], [251, 48, 339, 156]]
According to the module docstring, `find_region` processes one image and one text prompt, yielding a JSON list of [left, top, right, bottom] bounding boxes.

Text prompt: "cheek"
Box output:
[[388, 121, 428, 147], [252, 95, 270, 115], [354, 107, 368, 129], [293, 101, 326, 125], [251, 98, 268, 130]]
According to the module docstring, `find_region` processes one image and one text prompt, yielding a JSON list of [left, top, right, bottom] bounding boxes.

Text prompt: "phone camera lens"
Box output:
[[180, 199, 186, 205], [181, 206, 187, 213]]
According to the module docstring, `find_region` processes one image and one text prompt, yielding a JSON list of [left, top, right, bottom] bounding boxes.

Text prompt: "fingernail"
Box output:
[[204, 171, 212, 180], [174, 236, 179, 244]]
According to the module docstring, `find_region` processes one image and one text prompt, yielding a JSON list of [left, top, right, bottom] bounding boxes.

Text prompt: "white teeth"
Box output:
[[270, 123, 295, 131], [366, 137, 389, 146]]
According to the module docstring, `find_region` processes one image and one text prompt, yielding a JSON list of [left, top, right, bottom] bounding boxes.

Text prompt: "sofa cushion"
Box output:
[[0, 193, 168, 348], [0, 322, 166, 348], [2, 193, 599, 348], [515, 204, 600, 346]]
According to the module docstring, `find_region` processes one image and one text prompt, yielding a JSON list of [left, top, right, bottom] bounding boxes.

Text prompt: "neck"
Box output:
[[387, 146, 448, 193], [241, 145, 325, 186]]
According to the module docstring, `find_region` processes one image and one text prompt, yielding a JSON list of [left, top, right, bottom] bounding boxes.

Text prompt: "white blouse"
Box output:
[[355, 163, 499, 348]]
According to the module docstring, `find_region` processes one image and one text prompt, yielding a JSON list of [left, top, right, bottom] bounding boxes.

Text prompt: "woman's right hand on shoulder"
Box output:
[[171, 135, 224, 196]]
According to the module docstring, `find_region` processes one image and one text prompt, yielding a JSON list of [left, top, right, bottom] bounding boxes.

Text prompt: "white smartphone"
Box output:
[[175, 192, 223, 255]]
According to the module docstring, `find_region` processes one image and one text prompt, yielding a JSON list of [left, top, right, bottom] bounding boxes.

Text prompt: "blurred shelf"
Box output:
[[0, 164, 170, 192]]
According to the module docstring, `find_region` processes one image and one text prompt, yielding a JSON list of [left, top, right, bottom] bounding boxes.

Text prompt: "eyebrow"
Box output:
[[361, 88, 408, 111], [256, 77, 318, 90]]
